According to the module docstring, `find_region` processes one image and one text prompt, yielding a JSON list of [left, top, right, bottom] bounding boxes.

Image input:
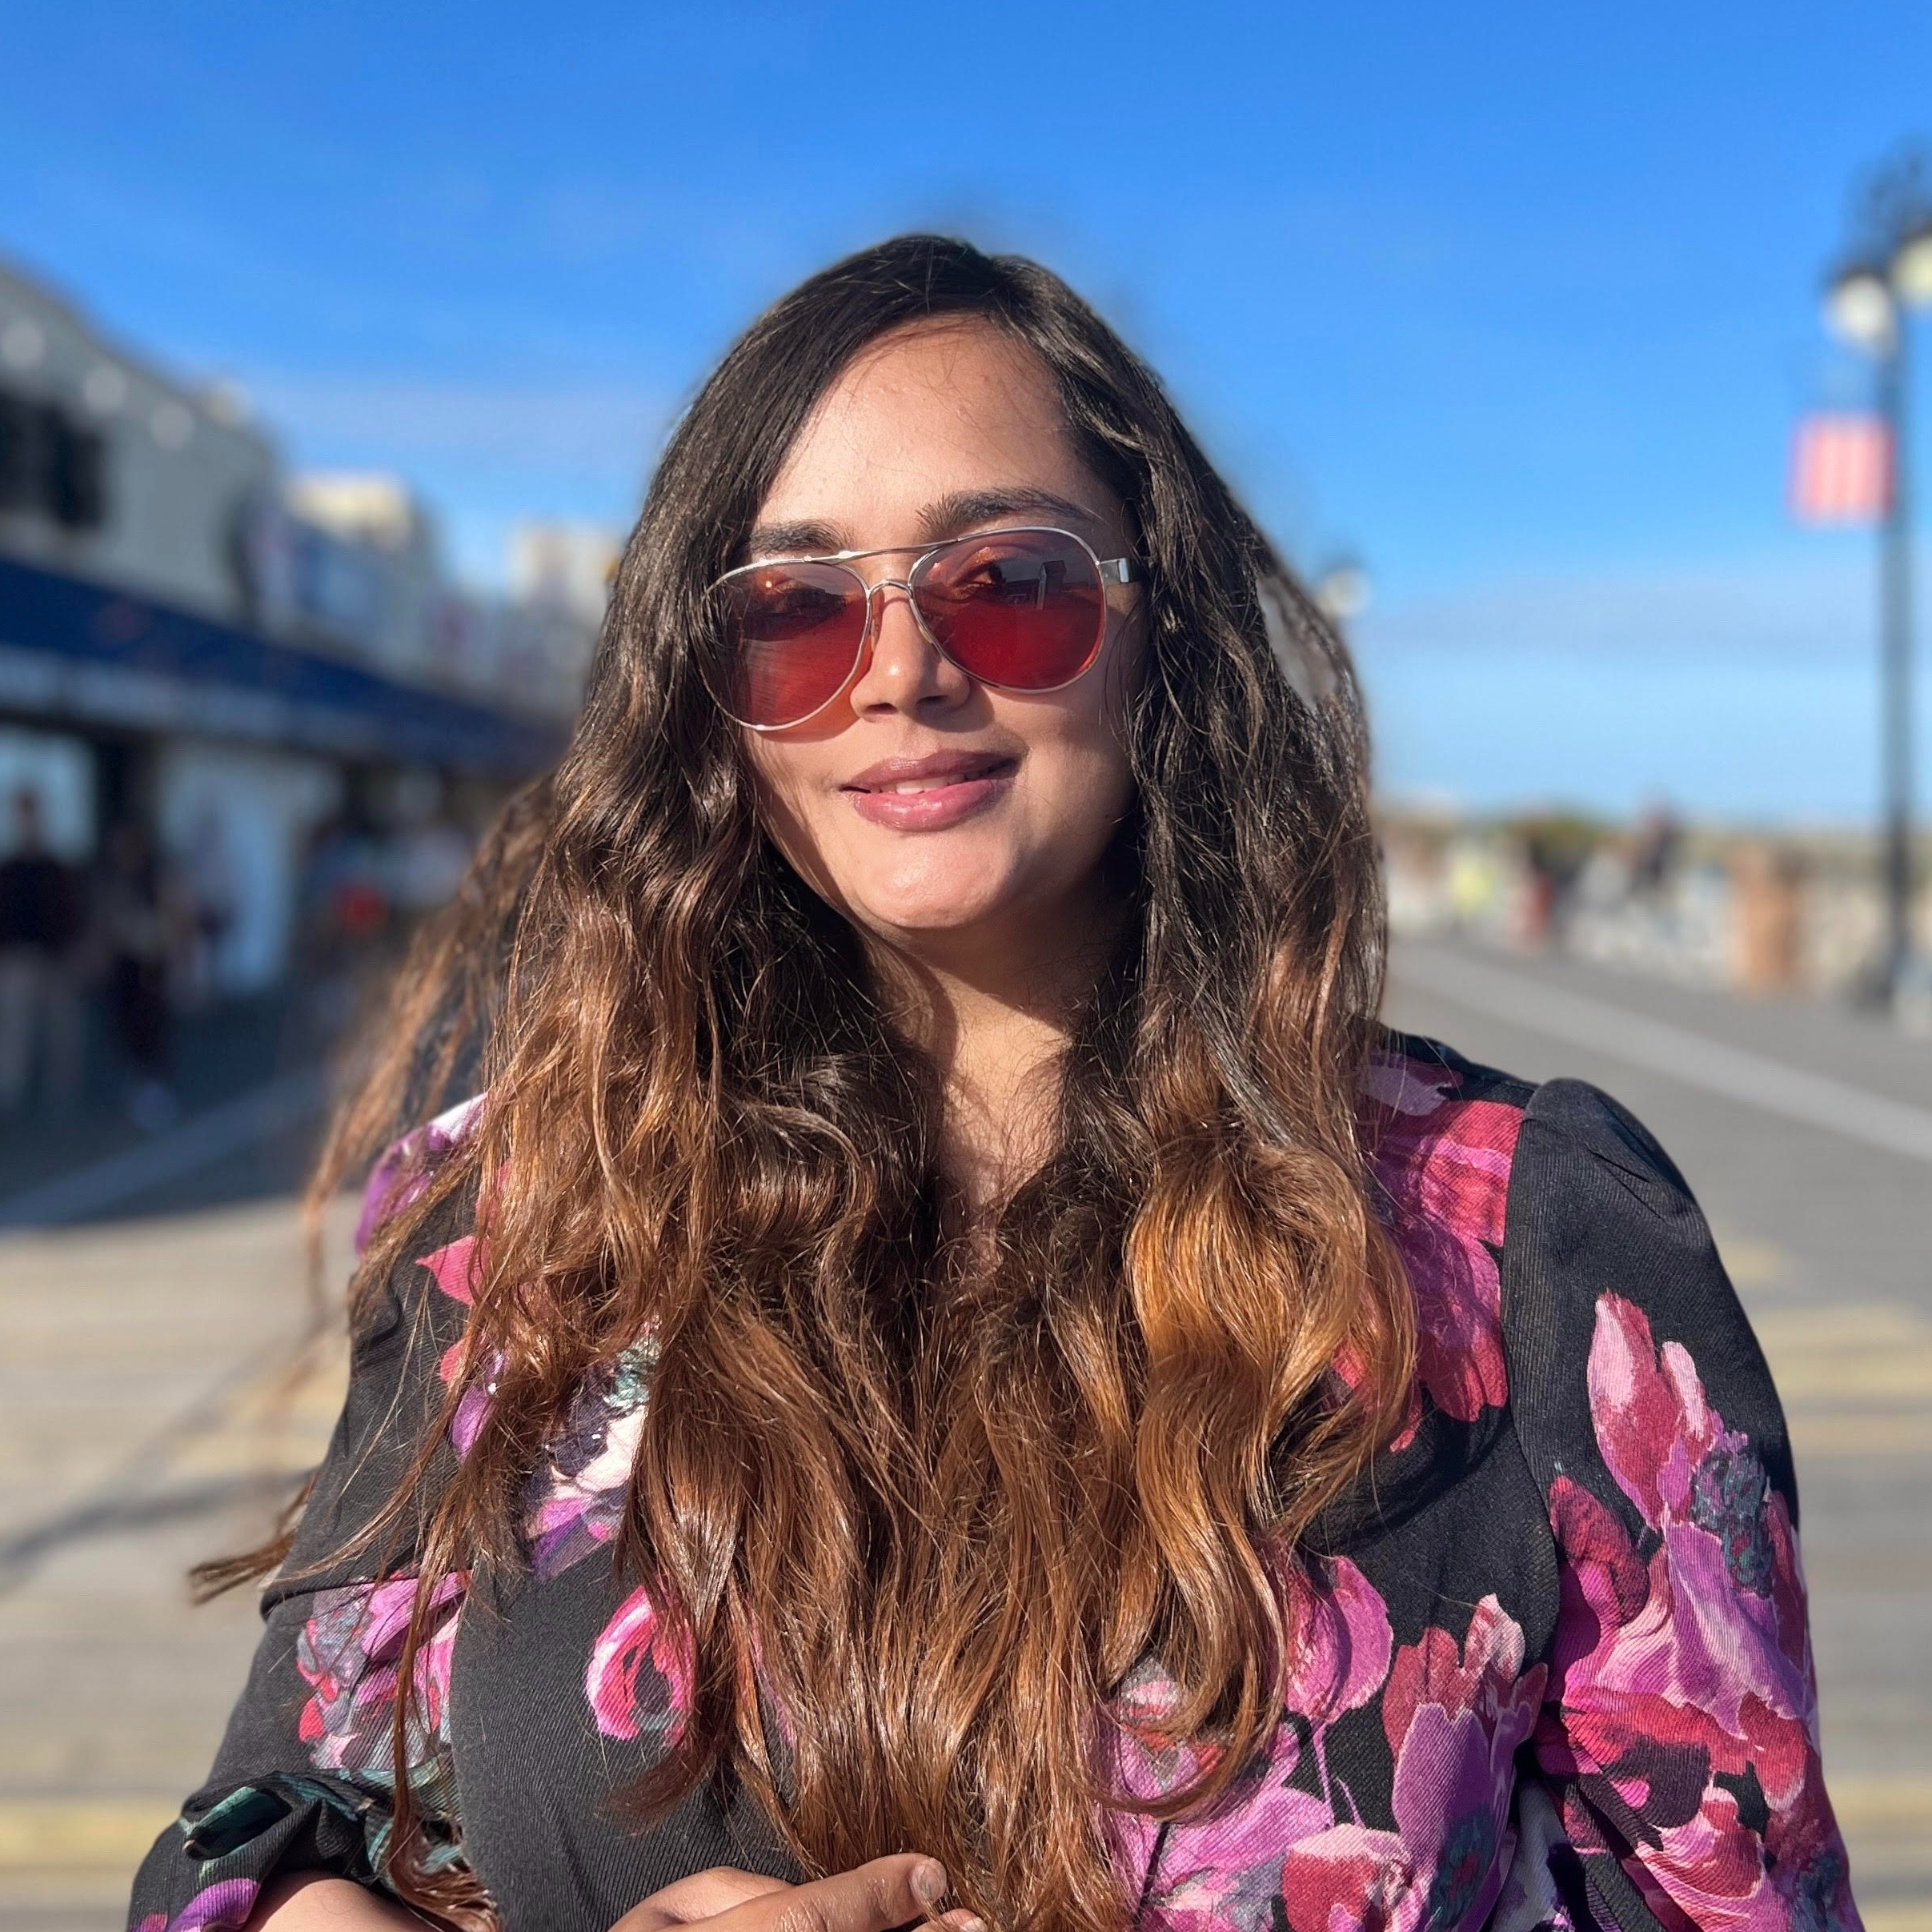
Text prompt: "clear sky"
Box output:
[[6, 1, 1932, 821]]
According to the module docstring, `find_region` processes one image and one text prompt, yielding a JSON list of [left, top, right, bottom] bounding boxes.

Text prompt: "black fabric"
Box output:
[[126, 1048, 1854, 1932], [1501, 1079, 1802, 1932]]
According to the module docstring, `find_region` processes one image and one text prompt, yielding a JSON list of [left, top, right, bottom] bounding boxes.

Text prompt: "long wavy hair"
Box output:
[[248, 234, 1415, 1932]]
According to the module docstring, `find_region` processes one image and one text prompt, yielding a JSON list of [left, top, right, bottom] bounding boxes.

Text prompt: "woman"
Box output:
[[130, 237, 1860, 1932]]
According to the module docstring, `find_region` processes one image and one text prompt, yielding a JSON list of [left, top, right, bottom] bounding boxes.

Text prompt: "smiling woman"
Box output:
[[130, 238, 1860, 1932]]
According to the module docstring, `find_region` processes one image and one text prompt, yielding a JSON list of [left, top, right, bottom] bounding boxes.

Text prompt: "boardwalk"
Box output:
[[0, 936, 1926, 1929]]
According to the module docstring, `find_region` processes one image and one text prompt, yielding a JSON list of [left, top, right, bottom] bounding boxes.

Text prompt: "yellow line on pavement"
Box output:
[[0, 1797, 174, 1869], [1863, 1910, 1932, 1932], [1787, 1412, 1932, 1457], [1830, 1778, 1932, 1830]]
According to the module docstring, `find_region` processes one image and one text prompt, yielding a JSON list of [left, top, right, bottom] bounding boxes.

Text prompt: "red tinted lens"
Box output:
[[912, 531, 1105, 689], [716, 562, 867, 727]]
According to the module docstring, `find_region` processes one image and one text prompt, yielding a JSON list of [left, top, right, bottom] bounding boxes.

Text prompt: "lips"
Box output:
[[839, 750, 1018, 831], [840, 752, 1017, 793]]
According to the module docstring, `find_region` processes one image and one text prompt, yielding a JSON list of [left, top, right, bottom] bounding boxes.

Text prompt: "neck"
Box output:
[[866, 895, 1122, 1210]]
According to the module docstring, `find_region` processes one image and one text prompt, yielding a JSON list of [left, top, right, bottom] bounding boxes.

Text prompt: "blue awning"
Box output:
[[0, 551, 562, 775]]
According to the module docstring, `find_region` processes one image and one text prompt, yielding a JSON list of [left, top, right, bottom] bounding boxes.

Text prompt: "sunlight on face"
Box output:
[[741, 321, 1143, 971]]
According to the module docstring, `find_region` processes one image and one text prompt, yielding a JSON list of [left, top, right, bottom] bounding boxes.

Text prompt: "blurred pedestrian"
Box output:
[[0, 787, 86, 1115], [94, 820, 183, 1131], [181, 804, 240, 1007], [1630, 797, 1682, 899]]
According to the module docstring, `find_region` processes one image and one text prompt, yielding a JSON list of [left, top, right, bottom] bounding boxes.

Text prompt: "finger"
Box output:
[[724, 1853, 950, 1932], [611, 1865, 791, 1929]]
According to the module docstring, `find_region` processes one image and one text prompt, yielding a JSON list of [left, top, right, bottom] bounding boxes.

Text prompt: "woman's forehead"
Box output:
[[756, 320, 1118, 543]]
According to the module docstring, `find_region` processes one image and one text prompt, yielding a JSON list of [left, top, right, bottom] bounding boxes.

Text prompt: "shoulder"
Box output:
[[1365, 1031, 1537, 1217], [339, 1098, 490, 1445], [353, 1092, 487, 1257], [1362, 1034, 1537, 1429], [1502, 1072, 1796, 1518]]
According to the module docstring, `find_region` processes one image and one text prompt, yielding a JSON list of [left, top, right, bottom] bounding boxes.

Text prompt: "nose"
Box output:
[[844, 578, 973, 717]]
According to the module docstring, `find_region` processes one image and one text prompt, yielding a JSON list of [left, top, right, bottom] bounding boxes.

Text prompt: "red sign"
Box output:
[[1789, 412, 1893, 523]]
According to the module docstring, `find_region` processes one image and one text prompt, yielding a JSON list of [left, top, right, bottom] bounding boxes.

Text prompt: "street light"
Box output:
[[1823, 162, 1932, 1006]]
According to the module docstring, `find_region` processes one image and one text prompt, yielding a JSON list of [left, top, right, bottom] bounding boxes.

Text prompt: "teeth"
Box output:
[[880, 774, 985, 792]]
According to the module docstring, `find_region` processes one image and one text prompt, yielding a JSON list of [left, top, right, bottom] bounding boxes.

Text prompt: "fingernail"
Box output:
[[912, 1860, 948, 1906]]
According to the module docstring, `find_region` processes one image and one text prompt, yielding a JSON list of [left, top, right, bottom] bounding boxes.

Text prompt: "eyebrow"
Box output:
[[743, 486, 1111, 562]]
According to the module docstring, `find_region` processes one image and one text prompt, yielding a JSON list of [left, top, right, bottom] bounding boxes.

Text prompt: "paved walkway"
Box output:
[[0, 1199, 349, 1930]]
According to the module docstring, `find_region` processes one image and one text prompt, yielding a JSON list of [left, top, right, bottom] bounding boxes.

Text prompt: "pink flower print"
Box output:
[[1281, 1554, 1394, 1730], [1534, 1294, 1860, 1932], [355, 1095, 483, 1253], [296, 1573, 465, 1804], [586, 1585, 691, 1748], [1583, 1294, 1806, 1734], [412, 1234, 494, 1457], [418, 1233, 482, 1307], [1279, 1597, 1542, 1932], [1139, 1769, 1334, 1932], [1114, 1653, 1329, 1932], [1278, 1553, 1394, 1822], [1361, 1056, 1521, 1433]]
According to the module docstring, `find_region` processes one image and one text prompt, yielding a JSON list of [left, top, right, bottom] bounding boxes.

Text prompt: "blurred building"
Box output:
[[0, 255, 593, 994]]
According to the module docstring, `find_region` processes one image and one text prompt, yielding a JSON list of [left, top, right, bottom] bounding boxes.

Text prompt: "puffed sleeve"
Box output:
[[1493, 1079, 1862, 1932], [126, 1127, 483, 1932]]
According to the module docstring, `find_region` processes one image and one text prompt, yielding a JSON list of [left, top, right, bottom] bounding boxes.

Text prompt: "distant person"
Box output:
[[0, 787, 85, 1115], [135, 238, 1859, 1932], [94, 819, 181, 1131], [1630, 797, 1683, 899], [182, 804, 241, 1006]]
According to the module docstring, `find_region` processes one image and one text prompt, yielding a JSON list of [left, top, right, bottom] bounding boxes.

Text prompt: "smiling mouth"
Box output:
[[840, 754, 1018, 795]]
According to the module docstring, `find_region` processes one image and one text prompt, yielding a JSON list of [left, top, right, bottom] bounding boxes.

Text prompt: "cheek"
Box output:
[[742, 741, 839, 884]]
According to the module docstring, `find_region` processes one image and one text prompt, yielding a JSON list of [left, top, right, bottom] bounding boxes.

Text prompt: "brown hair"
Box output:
[[252, 235, 1413, 1932]]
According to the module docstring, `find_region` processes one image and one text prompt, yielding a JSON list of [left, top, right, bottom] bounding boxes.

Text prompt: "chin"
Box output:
[[857, 889, 1010, 937], [844, 847, 1018, 936]]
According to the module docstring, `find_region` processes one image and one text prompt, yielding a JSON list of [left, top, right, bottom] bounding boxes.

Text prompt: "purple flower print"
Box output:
[[1274, 1597, 1543, 1932], [1533, 1293, 1860, 1932], [134, 1877, 260, 1930], [354, 1095, 483, 1254], [521, 1339, 657, 1579]]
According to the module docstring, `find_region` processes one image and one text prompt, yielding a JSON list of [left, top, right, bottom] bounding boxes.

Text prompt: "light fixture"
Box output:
[[1313, 562, 1372, 623], [1825, 262, 1897, 350]]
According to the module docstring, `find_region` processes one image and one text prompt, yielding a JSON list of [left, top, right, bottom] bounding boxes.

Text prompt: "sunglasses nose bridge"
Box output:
[[856, 574, 936, 648]]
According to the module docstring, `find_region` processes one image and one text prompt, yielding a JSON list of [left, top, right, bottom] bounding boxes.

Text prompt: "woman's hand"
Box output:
[[608, 1853, 984, 1932]]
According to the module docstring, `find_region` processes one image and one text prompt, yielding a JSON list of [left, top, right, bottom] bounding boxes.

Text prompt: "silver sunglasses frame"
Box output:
[[707, 524, 1136, 732]]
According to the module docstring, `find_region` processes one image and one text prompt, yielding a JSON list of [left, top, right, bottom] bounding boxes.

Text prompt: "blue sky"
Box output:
[[6, 1, 1932, 820]]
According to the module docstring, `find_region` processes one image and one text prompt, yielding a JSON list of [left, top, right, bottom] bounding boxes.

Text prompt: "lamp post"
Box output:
[[1825, 162, 1932, 1006]]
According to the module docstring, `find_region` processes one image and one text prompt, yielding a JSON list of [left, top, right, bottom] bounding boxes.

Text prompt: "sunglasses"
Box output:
[[706, 525, 1136, 732]]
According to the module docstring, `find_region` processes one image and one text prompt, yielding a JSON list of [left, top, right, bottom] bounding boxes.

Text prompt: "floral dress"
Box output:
[[126, 1039, 1863, 1932]]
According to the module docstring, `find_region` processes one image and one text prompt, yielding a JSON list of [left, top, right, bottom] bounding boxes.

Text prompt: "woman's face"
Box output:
[[740, 322, 1142, 966]]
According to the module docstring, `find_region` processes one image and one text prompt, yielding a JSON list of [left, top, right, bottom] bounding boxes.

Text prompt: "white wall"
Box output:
[[154, 741, 342, 993], [0, 259, 279, 624]]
